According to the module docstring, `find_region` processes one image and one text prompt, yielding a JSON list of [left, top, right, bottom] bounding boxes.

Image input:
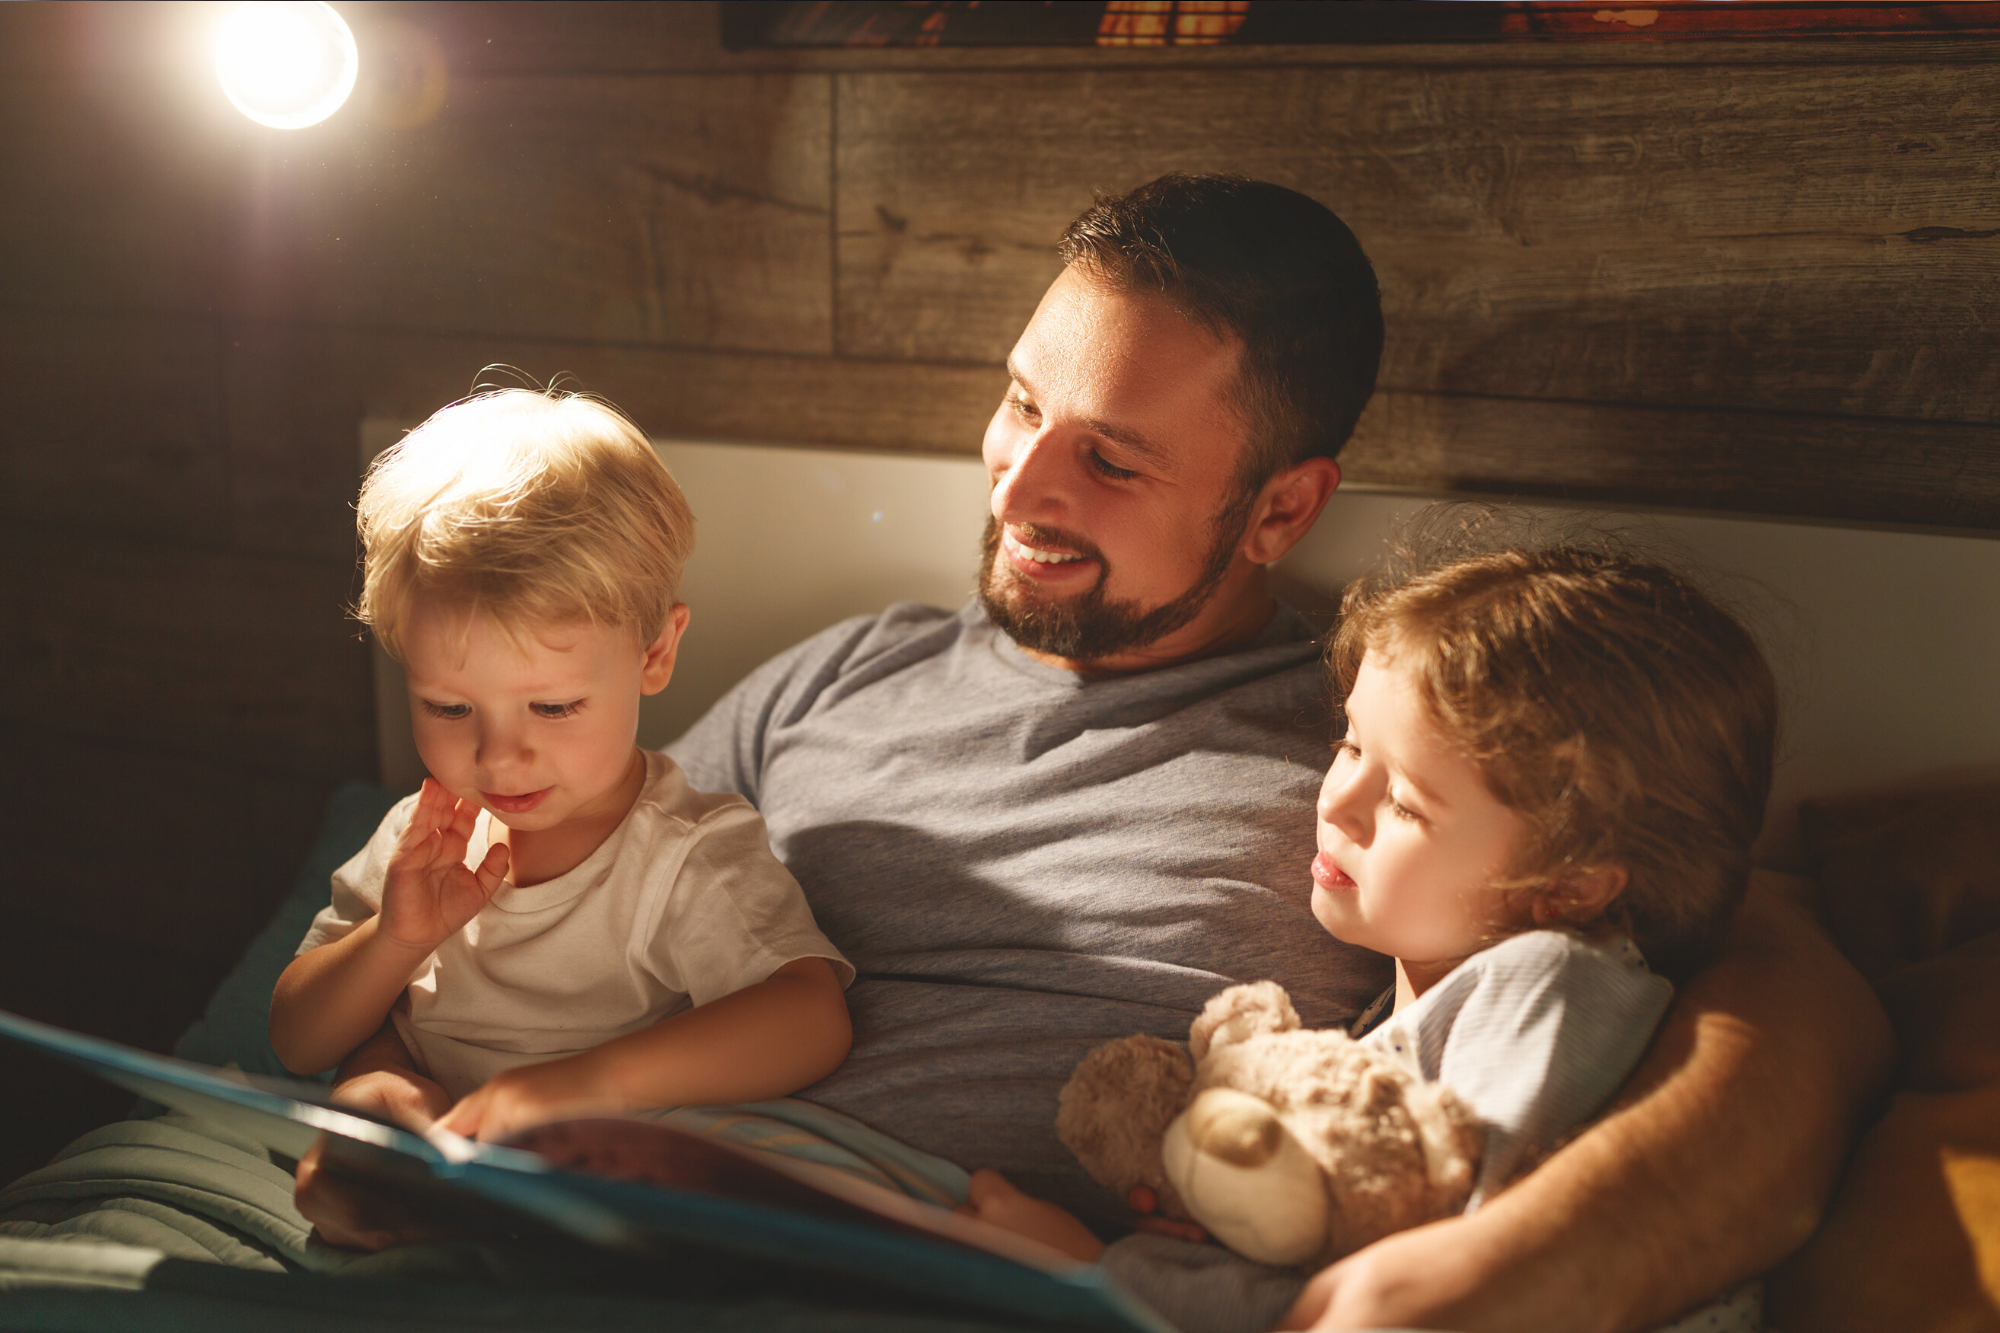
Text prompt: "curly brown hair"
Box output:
[[1328, 538, 1778, 973]]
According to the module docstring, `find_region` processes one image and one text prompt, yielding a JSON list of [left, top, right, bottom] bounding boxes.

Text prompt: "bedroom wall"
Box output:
[[0, 0, 1994, 1183]]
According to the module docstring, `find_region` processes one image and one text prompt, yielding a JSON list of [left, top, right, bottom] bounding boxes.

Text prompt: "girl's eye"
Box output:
[[531, 701, 583, 719], [421, 701, 470, 720], [1387, 793, 1423, 823], [1088, 450, 1138, 482], [1332, 738, 1360, 761], [1009, 394, 1040, 423]]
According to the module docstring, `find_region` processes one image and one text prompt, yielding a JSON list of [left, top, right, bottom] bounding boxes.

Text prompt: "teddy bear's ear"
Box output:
[[1189, 981, 1301, 1061], [1057, 1035, 1194, 1206]]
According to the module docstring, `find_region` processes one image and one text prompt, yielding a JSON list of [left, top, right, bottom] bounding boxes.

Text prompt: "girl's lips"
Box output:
[[484, 787, 552, 815], [1310, 851, 1355, 890]]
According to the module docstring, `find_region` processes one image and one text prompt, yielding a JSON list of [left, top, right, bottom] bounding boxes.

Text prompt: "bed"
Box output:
[[4, 437, 1998, 1330]]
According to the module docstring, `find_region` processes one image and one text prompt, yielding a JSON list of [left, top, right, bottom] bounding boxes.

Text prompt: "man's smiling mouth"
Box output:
[[1003, 531, 1086, 565]]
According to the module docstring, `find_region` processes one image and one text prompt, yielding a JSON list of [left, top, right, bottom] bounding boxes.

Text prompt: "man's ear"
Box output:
[[1240, 457, 1340, 566], [639, 603, 692, 696], [1533, 864, 1630, 927]]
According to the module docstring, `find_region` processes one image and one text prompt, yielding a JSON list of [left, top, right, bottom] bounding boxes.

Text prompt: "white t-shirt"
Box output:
[[297, 751, 853, 1100]]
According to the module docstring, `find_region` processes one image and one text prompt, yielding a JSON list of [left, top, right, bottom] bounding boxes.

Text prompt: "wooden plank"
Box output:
[[835, 62, 2000, 422], [225, 321, 1006, 559], [226, 72, 834, 356], [226, 320, 1999, 533], [0, 310, 230, 545], [1343, 390, 2000, 531], [0, 77, 243, 316], [0, 524, 375, 778], [0, 57, 833, 356]]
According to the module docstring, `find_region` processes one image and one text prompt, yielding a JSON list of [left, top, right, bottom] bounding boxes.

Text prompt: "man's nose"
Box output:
[[989, 429, 1075, 525]]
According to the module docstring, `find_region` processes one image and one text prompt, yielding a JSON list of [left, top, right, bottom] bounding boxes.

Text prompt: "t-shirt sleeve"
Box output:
[[1370, 930, 1674, 1206], [295, 795, 418, 955], [638, 797, 854, 1006]]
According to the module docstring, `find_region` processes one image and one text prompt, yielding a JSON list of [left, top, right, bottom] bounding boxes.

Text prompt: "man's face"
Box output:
[[978, 265, 1259, 669]]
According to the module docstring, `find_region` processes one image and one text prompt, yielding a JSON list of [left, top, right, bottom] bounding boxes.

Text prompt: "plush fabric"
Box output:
[[1769, 776, 2000, 1332]]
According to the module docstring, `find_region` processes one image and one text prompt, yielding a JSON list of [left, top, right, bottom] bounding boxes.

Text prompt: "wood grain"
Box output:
[[0, 524, 375, 779], [835, 62, 2000, 422], [1344, 391, 2000, 530], [225, 72, 834, 355], [0, 310, 230, 544]]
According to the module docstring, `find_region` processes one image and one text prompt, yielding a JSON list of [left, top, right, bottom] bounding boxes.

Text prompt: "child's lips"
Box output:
[[484, 787, 552, 815], [1311, 852, 1355, 891]]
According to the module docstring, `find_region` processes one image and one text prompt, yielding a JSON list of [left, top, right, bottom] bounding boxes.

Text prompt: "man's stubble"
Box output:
[[975, 487, 1256, 664]]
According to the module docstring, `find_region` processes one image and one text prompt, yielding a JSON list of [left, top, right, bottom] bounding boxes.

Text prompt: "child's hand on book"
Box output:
[[332, 1065, 454, 1131], [379, 778, 510, 953], [436, 1054, 624, 1144]]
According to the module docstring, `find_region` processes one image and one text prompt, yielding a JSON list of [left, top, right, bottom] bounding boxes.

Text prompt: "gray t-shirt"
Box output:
[[667, 600, 1389, 1223]]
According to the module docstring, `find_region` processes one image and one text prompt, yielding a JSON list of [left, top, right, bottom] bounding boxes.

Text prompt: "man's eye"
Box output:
[[1088, 450, 1138, 481], [422, 701, 470, 720], [532, 701, 583, 719]]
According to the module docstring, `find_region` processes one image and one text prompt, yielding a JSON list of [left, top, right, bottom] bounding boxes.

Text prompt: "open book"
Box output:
[[0, 1008, 1174, 1332]]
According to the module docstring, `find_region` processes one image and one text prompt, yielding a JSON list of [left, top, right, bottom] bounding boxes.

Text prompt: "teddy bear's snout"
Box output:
[[1184, 1087, 1284, 1166], [1162, 1088, 1332, 1267]]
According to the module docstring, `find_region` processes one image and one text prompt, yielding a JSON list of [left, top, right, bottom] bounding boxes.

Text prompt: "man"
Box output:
[[318, 175, 1891, 1331]]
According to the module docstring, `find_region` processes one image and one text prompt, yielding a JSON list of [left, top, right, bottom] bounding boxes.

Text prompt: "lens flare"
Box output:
[[215, 1, 358, 130]]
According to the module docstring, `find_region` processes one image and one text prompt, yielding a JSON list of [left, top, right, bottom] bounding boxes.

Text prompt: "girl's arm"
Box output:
[[1283, 877, 1894, 1333], [435, 956, 852, 1142]]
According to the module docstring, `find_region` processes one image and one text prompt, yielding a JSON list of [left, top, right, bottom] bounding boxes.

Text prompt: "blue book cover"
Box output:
[[0, 1008, 1175, 1333]]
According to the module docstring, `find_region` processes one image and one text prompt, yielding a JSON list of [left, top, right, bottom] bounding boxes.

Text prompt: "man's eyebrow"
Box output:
[[1004, 359, 1167, 467]]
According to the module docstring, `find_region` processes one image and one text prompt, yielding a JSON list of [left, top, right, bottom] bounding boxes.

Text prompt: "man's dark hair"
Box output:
[[1058, 173, 1384, 491]]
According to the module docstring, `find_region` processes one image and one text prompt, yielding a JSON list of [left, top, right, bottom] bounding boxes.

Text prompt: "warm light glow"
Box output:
[[215, 1, 358, 130]]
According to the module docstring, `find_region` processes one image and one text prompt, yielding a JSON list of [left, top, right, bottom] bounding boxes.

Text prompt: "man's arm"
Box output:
[[1284, 876, 1894, 1333]]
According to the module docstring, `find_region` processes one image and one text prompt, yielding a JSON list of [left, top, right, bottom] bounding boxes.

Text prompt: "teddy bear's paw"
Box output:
[[1057, 1034, 1194, 1202], [1189, 980, 1301, 1061], [1163, 1087, 1329, 1267]]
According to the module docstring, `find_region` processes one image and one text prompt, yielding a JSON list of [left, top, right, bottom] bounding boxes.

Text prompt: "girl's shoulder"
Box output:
[[1471, 928, 1652, 976]]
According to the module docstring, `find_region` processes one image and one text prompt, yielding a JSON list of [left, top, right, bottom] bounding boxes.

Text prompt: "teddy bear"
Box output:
[[1056, 980, 1484, 1269]]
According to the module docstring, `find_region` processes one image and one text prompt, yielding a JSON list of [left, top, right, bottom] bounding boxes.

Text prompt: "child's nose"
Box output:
[[1317, 770, 1373, 845]]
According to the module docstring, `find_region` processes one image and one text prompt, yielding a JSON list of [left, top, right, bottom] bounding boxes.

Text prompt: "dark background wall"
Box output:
[[1, 0, 1995, 1185]]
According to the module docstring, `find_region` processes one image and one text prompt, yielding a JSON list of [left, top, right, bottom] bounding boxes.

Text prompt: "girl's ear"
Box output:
[[1532, 864, 1630, 927]]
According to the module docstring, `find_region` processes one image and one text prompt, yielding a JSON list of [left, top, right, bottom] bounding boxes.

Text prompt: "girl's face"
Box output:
[[1311, 650, 1531, 991]]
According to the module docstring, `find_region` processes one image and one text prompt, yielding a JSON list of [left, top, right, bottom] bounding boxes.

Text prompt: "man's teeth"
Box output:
[[1006, 534, 1083, 564]]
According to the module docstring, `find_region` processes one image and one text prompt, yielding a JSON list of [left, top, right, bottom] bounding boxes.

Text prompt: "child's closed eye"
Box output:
[[421, 700, 470, 720], [531, 700, 584, 719]]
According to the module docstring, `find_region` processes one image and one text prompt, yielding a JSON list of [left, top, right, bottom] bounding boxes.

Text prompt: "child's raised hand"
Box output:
[[378, 778, 509, 954]]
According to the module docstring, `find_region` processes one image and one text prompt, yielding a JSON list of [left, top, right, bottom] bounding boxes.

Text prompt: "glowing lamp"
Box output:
[[215, 1, 358, 130]]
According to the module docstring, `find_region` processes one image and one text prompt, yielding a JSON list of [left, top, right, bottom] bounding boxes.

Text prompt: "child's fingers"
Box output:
[[435, 1088, 486, 1139], [446, 794, 483, 843], [472, 843, 510, 898]]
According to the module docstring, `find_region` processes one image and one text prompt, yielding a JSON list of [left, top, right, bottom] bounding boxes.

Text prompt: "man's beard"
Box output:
[[976, 491, 1254, 664]]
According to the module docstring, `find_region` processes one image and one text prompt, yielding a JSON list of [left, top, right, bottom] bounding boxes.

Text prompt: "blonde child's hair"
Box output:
[[356, 387, 695, 659], [1328, 527, 1778, 974]]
